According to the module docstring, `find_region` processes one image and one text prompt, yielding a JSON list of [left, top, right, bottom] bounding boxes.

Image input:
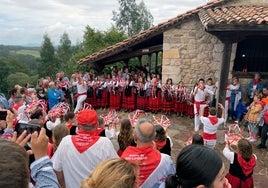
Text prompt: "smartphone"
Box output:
[[15, 122, 41, 135], [0, 111, 7, 120]]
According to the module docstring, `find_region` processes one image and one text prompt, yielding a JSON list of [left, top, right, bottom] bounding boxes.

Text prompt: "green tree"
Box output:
[[75, 26, 126, 61], [7, 72, 30, 90], [38, 34, 59, 78], [112, 0, 153, 36], [57, 32, 72, 71]]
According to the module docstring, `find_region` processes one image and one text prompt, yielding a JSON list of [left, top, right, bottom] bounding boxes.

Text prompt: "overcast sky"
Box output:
[[0, 0, 207, 46]]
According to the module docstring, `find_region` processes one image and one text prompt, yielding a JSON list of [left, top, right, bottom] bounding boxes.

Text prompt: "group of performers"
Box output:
[[63, 69, 197, 117]]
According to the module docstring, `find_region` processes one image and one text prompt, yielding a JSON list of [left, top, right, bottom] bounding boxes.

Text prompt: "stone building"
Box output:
[[78, 0, 268, 104]]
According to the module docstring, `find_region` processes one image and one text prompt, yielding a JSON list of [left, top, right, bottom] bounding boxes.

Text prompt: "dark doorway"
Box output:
[[233, 37, 268, 73]]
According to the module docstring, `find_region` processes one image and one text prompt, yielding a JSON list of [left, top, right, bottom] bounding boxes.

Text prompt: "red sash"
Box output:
[[71, 130, 100, 153], [121, 146, 161, 186], [202, 132, 216, 140], [194, 101, 206, 115]]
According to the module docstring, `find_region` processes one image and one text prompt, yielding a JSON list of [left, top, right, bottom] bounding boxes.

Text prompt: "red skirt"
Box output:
[[226, 173, 254, 188], [97, 89, 108, 108], [162, 97, 174, 112], [187, 103, 194, 117], [85, 94, 96, 108], [174, 101, 187, 113], [109, 92, 121, 110], [137, 96, 147, 111], [122, 90, 136, 110], [148, 97, 160, 111]]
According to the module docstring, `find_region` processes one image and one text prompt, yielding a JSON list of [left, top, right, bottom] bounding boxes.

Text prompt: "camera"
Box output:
[[15, 122, 41, 135]]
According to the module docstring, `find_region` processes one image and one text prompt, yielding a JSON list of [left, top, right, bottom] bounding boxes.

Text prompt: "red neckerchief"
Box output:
[[154, 139, 167, 150], [71, 130, 100, 153], [121, 146, 161, 186], [198, 86, 205, 91], [207, 115, 218, 125], [94, 128, 104, 136], [237, 154, 256, 176], [253, 78, 261, 85]]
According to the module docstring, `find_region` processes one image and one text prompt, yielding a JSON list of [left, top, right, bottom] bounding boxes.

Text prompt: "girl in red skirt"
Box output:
[[161, 78, 174, 115], [108, 75, 121, 111], [85, 75, 96, 108], [136, 76, 147, 111], [96, 75, 108, 110], [174, 81, 188, 117], [148, 78, 161, 114], [122, 74, 135, 112], [223, 138, 256, 188]]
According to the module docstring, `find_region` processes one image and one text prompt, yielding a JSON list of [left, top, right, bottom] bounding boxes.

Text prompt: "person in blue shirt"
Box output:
[[47, 82, 61, 110], [247, 73, 263, 101]]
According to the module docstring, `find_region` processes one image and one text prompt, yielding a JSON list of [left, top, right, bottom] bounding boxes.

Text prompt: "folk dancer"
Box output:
[[193, 79, 214, 132]]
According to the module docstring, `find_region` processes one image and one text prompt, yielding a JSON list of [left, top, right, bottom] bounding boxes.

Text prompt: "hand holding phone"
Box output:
[[15, 123, 41, 136], [31, 128, 49, 160]]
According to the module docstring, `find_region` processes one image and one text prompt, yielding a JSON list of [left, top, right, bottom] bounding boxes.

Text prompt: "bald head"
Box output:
[[134, 118, 156, 143]]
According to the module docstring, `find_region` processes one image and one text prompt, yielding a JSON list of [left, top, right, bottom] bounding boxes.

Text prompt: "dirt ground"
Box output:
[[103, 110, 268, 188]]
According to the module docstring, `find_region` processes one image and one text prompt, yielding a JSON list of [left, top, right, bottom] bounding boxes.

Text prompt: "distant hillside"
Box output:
[[0, 45, 40, 71], [0, 45, 40, 58], [10, 49, 40, 58]]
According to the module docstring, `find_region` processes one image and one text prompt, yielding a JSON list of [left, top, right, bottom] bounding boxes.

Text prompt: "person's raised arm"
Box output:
[[30, 128, 60, 188]]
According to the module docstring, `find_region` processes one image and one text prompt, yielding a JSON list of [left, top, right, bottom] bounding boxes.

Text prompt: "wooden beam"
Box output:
[[95, 45, 163, 65], [218, 42, 232, 107]]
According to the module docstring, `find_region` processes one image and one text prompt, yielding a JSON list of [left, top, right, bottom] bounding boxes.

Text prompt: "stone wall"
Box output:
[[162, 0, 268, 91], [162, 17, 227, 87]]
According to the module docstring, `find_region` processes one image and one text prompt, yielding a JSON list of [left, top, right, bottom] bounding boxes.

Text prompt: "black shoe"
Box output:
[[257, 144, 267, 149]]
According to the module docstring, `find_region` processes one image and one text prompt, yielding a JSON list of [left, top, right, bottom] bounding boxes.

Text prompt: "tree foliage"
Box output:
[[75, 26, 126, 61], [38, 34, 59, 78], [113, 0, 153, 36], [57, 32, 72, 71], [7, 72, 30, 90]]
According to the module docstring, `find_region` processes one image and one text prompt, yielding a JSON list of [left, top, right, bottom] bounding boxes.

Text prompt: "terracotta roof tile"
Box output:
[[199, 6, 268, 29], [78, 0, 227, 65]]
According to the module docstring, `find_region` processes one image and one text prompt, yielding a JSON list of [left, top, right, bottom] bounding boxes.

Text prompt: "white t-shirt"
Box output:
[[52, 135, 118, 188], [200, 116, 225, 135]]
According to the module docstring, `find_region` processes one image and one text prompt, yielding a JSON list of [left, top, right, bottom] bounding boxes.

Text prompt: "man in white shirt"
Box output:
[[52, 109, 118, 188], [193, 79, 214, 132]]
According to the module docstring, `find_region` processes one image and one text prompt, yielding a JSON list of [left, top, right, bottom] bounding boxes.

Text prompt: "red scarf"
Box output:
[[253, 79, 261, 85], [154, 139, 167, 150], [121, 146, 161, 186], [207, 115, 218, 125], [71, 130, 100, 153], [237, 154, 256, 176]]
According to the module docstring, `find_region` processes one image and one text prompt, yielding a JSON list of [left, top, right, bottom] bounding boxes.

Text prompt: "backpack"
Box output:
[[0, 93, 9, 109]]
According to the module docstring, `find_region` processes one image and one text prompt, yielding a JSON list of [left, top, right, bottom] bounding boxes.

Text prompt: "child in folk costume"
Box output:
[[244, 94, 265, 142], [223, 138, 257, 188], [205, 78, 217, 107], [162, 78, 175, 115], [200, 103, 225, 149], [187, 83, 197, 118], [147, 78, 162, 114], [95, 75, 108, 110], [108, 75, 121, 111], [135, 76, 147, 111], [85, 75, 96, 108], [73, 73, 87, 113], [174, 81, 188, 117], [193, 79, 214, 132], [122, 74, 136, 112], [229, 77, 242, 120]]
